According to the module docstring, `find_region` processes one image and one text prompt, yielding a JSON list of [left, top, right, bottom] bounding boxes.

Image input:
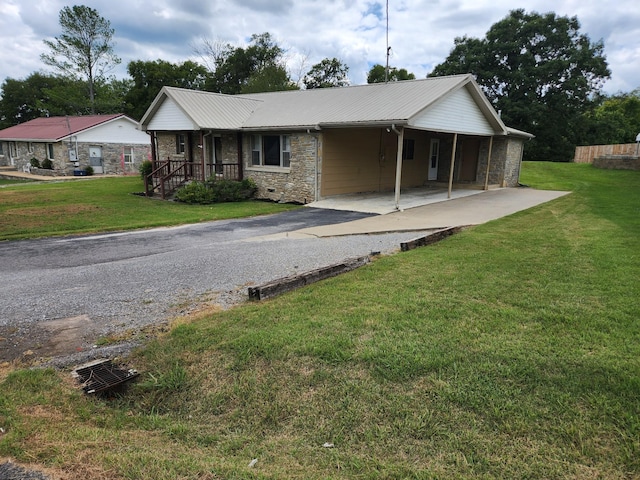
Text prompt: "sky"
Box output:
[[0, 0, 638, 95]]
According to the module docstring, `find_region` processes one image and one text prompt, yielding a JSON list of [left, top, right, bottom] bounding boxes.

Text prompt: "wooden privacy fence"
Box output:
[[573, 143, 639, 163]]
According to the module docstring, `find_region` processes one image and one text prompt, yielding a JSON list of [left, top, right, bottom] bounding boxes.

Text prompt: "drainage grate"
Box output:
[[74, 359, 139, 395]]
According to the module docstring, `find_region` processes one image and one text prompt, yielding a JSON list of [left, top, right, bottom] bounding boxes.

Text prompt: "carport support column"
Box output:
[[484, 136, 494, 190], [394, 126, 404, 210], [448, 133, 458, 199]]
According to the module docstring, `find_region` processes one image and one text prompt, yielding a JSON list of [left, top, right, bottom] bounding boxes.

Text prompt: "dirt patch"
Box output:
[[0, 315, 97, 364]]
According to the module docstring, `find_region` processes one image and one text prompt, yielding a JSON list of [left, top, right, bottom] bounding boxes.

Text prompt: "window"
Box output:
[[28, 142, 34, 153], [176, 134, 185, 154], [123, 147, 134, 164], [47, 143, 55, 160], [250, 134, 291, 168], [402, 138, 415, 160], [9, 142, 17, 158], [0, 142, 3, 156]]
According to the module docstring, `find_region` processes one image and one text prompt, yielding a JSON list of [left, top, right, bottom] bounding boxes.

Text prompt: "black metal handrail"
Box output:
[[145, 159, 242, 199]]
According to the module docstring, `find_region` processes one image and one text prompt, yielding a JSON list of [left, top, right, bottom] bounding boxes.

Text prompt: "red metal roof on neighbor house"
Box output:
[[0, 114, 124, 141]]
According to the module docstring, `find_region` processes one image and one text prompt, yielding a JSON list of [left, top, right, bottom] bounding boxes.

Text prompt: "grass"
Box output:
[[0, 176, 299, 240], [1, 162, 639, 479]]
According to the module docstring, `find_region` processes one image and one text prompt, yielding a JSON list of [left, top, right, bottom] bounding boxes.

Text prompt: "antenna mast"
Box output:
[[385, 0, 390, 82]]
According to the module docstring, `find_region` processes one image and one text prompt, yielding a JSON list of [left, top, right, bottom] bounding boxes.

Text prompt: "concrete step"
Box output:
[[0, 165, 18, 172]]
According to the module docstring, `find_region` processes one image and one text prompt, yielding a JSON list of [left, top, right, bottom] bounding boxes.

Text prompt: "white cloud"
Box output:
[[0, 0, 638, 94]]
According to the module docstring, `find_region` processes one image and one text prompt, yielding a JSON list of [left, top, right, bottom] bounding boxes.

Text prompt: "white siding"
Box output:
[[411, 86, 495, 135], [75, 118, 150, 144], [147, 99, 197, 131]]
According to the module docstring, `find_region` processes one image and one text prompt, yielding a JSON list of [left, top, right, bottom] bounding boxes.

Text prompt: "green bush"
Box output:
[[174, 178, 257, 204], [139, 160, 153, 180], [84, 165, 94, 176], [29, 158, 40, 168], [41, 158, 53, 169]]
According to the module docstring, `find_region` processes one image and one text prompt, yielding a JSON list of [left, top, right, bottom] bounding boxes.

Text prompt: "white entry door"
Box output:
[[89, 146, 104, 174], [428, 139, 440, 181]]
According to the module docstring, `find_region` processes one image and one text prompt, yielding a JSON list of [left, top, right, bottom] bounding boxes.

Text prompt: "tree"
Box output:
[[579, 90, 640, 145], [303, 58, 350, 89], [367, 64, 415, 83], [0, 73, 62, 128], [124, 60, 209, 120], [199, 33, 295, 95], [41, 5, 121, 113], [430, 9, 610, 161]]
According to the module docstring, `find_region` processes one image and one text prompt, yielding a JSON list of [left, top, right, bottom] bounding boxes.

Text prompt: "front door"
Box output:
[[428, 139, 439, 180], [459, 138, 480, 182], [89, 146, 104, 174]]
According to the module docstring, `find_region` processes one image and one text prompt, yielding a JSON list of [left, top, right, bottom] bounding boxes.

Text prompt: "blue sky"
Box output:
[[0, 0, 638, 94]]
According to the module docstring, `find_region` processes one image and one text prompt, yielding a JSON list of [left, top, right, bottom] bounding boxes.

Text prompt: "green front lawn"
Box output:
[[0, 176, 299, 240], [1, 162, 638, 479]]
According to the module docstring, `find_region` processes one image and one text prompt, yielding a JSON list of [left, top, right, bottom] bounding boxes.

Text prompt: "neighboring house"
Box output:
[[139, 74, 533, 204], [0, 114, 151, 175]]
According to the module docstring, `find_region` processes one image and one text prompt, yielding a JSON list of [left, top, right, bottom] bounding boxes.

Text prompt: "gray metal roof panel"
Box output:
[[239, 75, 472, 128], [164, 87, 262, 129]]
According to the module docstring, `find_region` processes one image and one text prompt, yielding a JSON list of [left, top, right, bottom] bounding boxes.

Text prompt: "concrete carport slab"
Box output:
[[289, 187, 570, 238]]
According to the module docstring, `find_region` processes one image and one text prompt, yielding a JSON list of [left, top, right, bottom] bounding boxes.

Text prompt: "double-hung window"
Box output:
[[251, 134, 291, 168], [123, 146, 134, 164], [47, 143, 55, 160], [176, 134, 185, 154]]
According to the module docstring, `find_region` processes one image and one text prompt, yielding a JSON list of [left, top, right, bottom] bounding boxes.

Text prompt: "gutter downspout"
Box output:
[[448, 133, 458, 199], [483, 136, 494, 190], [392, 124, 404, 210]]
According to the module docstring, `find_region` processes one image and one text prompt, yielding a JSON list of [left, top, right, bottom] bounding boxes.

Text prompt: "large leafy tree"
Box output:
[[303, 58, 350, 89], [430, 9, 610, 161], [579, 90, 640, 145], [40, 5, 121, 113], [367, 64, 415, 83], [200, 33, 296, 94], [0, 73, 131, 127], [124, 60, 209, 120]]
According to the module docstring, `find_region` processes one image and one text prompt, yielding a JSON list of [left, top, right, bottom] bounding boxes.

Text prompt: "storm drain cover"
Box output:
[[74, 359, 139, 395]]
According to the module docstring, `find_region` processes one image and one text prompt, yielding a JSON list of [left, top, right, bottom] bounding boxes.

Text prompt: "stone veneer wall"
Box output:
[[592, 155, 640, 170], [477, 137, 525, 187], [244, 132, 319, 204], [0, 140, 150, 175]]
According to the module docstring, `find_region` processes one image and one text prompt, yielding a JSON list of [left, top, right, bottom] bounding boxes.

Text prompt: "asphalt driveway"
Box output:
[[0, 208, 435, 364]]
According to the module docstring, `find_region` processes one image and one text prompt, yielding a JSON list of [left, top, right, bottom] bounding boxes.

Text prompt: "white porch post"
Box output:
[[483, 136, 494, 190], [394, 127, 405, 210], [448, 133, 458, 199]]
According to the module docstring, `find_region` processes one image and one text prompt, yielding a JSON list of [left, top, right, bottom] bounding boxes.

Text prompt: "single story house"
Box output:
[[139, 74, 533, 205], [0, 114, 151, 175]]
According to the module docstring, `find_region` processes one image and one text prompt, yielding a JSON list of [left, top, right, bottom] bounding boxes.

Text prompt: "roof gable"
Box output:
[[411, 84, 497, 135], [0, 114, 127, 141]]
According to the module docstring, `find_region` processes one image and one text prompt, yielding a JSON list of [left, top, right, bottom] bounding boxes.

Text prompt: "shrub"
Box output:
[[174, 178, 257, 204], [139, 160, 153, 180], [29, 158, 41, 168], [41, 158, 53, 169], [84, 165, 94, 176]]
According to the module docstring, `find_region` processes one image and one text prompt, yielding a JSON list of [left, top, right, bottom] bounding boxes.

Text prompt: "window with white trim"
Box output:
[[47, 143, 55, 160], [28, 142, 34, 153], [9, 142, 17, 158], [123, 146, 134, 164], [0, 142, 4, 156], [250, 134, 291, 168]]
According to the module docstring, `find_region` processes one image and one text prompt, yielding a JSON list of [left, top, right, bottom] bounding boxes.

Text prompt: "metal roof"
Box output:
[[0, 114, 126, 141], [140, 75, 515, 135], [240, 74, 475, 129], [141, 87, 262, 130]]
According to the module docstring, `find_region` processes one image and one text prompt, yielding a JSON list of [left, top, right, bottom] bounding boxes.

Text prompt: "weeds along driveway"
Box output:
[[0, 208, 436, 364]]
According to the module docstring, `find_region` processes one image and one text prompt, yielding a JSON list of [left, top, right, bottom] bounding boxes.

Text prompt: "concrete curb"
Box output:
[[400, 226, 468, 252]]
